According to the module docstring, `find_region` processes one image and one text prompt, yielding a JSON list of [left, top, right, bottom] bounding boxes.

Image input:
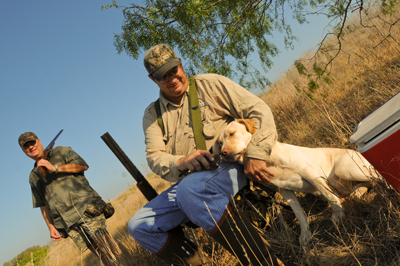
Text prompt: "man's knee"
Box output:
[[176, 171, 233, 203], [176, 176, 205, 208], [127, 210, 150, 242]]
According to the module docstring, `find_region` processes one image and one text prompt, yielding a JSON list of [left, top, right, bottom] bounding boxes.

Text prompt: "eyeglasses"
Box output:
[[158, 65, 180, 84]]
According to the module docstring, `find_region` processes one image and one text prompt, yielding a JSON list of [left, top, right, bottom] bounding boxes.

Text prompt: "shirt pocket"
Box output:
[[200, 103, 216, 140]]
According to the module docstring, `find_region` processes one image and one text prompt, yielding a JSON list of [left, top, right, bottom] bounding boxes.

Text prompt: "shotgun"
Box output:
[[101, 132, 158, 201], [38, 129, 64, 179]]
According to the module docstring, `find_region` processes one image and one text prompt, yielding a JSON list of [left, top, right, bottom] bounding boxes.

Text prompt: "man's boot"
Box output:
[[155, 229, 203, 266], [209, 203, 283, 266]]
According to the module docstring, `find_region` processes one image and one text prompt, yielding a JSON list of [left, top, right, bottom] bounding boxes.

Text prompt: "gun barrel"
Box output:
[[45, 129, 64, 150], [101, 132, 158, 202]]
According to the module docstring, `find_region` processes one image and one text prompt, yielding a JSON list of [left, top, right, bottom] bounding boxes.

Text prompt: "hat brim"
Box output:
[[152, 59, 181, 80]]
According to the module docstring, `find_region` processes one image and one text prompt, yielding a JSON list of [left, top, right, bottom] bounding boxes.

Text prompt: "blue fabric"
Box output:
[[128, 161, 248, 253]]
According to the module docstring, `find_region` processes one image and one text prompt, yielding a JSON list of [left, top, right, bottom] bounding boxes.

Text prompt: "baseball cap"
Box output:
[[18, 132, 38, 148], [144, 44, 181, 80]]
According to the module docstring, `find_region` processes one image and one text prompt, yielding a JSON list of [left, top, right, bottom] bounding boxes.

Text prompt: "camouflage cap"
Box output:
[[144, 44, 181, 80], [18, 132, 38, 148]]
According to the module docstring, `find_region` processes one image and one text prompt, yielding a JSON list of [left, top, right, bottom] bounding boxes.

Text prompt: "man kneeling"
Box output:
[[128, 43, 284, 266]]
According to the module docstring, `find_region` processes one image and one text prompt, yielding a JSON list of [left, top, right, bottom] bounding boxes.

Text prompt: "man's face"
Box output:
[[149, 62, 188, 105], [22, 139, 44, 161]]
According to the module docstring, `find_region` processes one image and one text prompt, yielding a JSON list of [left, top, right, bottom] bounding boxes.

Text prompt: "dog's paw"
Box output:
[[299, 228, 312, 246], [350, 183, 371, 198]]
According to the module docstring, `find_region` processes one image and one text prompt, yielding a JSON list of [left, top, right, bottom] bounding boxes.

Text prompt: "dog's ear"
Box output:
[[237, 119, 255, 134], [213, 135, 221, 154]]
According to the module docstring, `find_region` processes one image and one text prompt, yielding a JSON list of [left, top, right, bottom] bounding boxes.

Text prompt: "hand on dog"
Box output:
[[177, 150, 214, 173], [244, 157, 274, 183]]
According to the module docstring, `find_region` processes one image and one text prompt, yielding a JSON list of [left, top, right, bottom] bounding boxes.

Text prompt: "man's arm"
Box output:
[[144, 114, 214, 180], [143, 109, 183, 181], [36, 159, 88, 174], [40, 206, 62, 242], [206, 75, 278, 183]]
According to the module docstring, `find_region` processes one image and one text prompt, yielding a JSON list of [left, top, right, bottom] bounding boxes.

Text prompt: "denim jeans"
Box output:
[[128, 161, 248, 253]]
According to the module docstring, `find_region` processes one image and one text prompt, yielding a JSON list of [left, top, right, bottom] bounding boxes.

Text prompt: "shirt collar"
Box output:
[[159, 84, 190, 108]]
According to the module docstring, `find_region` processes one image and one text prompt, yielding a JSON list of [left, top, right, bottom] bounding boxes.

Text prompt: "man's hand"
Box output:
[[37, 159, 56, 172], [49, 225, 62, 242], [176, 150, 215, 173], [244, 157, 275, 183], [40, 206, 62, 241]]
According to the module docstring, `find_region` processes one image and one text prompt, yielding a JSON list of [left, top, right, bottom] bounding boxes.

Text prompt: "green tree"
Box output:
[[103, 0, 398, 90], [3, 245, 49, 266]]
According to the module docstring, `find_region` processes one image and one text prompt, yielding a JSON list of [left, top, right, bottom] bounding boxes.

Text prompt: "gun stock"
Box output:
[[38, 150, 50, 178], [101, 132, 158, 202]]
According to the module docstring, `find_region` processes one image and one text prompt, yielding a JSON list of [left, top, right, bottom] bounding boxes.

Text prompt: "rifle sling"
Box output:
[[155, 77, 207, 150], [155, 98, 165, 136]]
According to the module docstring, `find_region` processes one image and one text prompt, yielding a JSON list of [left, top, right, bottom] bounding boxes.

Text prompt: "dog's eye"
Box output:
[[230, 132, 234, 137]]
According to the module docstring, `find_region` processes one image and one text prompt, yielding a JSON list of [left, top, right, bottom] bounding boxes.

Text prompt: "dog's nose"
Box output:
[[221, 148, 228, 155]]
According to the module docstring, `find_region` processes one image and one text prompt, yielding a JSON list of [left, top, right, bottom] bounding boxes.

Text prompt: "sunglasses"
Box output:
[[23, 140, 37, 150], [157, 65, 180, 84]]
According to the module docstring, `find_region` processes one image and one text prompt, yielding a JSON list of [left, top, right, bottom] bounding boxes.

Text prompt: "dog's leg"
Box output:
[[334, 150, 380, 181], [333, 151, 379, 198], [299, 169, 346, 222], [277, 188, 312, 246], [317, 188, 344, 222]]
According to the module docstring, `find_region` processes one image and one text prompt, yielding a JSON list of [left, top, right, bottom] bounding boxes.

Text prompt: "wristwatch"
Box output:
[[54, 165, 59, 174]]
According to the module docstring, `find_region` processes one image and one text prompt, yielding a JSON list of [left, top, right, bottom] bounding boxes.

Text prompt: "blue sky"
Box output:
[[0, 1, 330, 264]]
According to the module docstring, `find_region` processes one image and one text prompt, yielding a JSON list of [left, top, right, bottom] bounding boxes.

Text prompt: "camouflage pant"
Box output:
[[66, 213, 109, 252]]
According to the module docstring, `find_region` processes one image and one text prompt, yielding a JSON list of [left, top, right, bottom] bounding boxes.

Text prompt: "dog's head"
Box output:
[[213, 119, 255, 164]]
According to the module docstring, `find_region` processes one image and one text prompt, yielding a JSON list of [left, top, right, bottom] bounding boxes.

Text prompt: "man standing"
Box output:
[[128, 44, 284, 265], [19, 132, 120, 266]]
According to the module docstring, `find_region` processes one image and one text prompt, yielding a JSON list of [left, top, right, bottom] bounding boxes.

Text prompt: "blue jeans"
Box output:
[[128, 161, 248, 253]]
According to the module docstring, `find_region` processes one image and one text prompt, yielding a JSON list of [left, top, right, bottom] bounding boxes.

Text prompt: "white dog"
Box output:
[[213, 119, 380, 245]]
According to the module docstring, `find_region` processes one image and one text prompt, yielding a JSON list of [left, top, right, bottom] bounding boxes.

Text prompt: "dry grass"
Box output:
[[255, 3, 400, 265], [254, 178, 400, 266], [42, 3, 400, 266], [262, 4, 400, 150]]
